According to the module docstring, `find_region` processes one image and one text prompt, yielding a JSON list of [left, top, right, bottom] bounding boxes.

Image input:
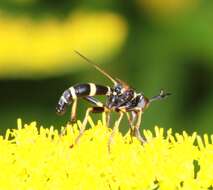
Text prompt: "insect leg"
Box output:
[[126, 111, 138, 141], [60, 99, 78, 135], [83, 96, 104, 107], [75, 107, 93, 144], [84, 96, 111, 126], [108, 112, 124, 153], [126, 112, 132, 126], [70, 99, 78, 122], [105, 112, 110, 127], [126, 111, 137, 129], [75, 106, 107, 144], [133, 111, 146, 143], [126, 112, 134, 137]]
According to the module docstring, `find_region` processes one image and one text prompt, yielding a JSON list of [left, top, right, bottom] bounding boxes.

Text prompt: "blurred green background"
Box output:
[[0, 0, 212, 135]]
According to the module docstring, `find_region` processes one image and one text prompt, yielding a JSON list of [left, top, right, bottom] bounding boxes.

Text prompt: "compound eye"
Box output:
[[114, 86, 122, 93]]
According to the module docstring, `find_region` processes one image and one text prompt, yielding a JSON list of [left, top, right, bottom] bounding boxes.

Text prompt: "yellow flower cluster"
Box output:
[[0, 11, 127, 78], [139, 0, 198, 18], [0, 118, 212, 190]]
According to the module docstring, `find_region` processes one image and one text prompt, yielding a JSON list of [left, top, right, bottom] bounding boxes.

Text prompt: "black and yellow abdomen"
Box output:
[[56, 83, 111, 115]]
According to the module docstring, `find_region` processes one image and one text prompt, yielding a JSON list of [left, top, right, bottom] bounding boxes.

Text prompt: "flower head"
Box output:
[[0, 118, 212, 190]]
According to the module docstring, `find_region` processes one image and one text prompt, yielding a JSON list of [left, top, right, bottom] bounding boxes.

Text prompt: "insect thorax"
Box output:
[[106, 84, 136, 109]]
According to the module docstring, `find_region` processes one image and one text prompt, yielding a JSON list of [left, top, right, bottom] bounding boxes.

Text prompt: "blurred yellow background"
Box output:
[[0, 0, 212, 134]]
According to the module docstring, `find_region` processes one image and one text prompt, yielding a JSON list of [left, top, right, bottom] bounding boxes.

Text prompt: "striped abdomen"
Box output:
[[56, 83, 111, 115]]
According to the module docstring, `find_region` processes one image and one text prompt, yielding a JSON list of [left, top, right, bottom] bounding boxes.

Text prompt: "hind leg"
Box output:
[[70, 99, 78, 122], [75, 106, 107, 144], [60, 99, 78, 135], [84, 96, 111, 126]]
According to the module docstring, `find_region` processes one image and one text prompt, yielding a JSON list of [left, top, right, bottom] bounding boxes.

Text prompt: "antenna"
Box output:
[[74, 50, 117, 84]]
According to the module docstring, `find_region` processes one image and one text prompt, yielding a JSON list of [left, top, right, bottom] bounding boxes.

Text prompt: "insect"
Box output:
[[56, 51, 171, 150]]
